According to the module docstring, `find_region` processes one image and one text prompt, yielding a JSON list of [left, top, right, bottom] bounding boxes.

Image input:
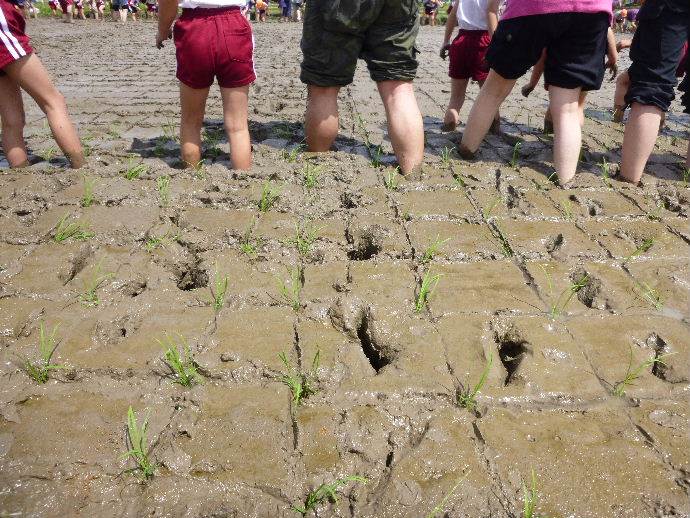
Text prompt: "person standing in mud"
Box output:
[[300, 0, 424, 175], [619, 0, 690, 185], [155, 0, 255, 169]]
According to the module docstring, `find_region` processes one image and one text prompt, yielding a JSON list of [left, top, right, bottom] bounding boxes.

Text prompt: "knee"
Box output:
[[40, 90, 67, 115], [224, 117, 248, 135], [1, 110, 26, 134]]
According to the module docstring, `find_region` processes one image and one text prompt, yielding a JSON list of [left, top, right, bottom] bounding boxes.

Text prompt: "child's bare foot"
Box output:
[[441, 120, 456, 132], [489, 118, 501, 135], [521, 84, 535, 98], [612, 105, 625, 123], [69, 153, 86, 169], [457, 141, 476, 160]]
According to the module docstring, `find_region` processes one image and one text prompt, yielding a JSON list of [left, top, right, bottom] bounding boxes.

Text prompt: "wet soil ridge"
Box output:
[[0, 20, 689, 518]]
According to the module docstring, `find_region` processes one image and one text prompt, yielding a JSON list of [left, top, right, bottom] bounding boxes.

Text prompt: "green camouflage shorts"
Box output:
[[300, 0, 420, 86]]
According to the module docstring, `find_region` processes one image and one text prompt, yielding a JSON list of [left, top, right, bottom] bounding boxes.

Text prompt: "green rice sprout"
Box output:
[[415, 270, 441, 313], [440, 146, 452, 167], [561, 199, 574, 220], [23, 321, 65, 383], [123, 159, 149, 180], [536, 171, 558, 191], [420, 234, 449, 264], [259, 181, 280, 212], [53, 214, 94, 242], [482, 197, 501, 219], [371, 144, 384, 168], [548, 274, 588, 319], [425, 472, 469, 518], [453, 174, 467, 189], [120, 406, 155, 479], [288, 222, 319, 257], [384, 168, 400, 191], [239, 220, 259, 258], [633, 281, 663, 310], [292, 475, 367, 516], [162, 119, 178, 142], [622, 237, 654, 264], [613, 348, 673, 397], [682, 167, 689, 186], [158, 334, 200, 387], [282, 143, 305, 163], [278, 350, 320, 406], [278, 266, 303, 311], [599, 158, 613, 188], [510, 141, 523, 169], [81, 174, 96, 207], [107, 125, 121, 138], [522, 469, 538, 518], [457, 353, 492, 412], [78, 260, 113, 307], [42, 146, 58, 162], [209, 265, 228, 312], [302, 162, 322, 190], [191, 160, 206, 179], [145, 231, 178, 252], [157, 175, 171, 207]]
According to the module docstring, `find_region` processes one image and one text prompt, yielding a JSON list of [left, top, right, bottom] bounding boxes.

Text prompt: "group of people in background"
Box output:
[[15, 0, 157, 22], [0, 0, 688, 193]]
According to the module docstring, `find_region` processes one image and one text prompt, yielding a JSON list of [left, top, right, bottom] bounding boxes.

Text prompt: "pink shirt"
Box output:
[[502, 0, 612, 20]]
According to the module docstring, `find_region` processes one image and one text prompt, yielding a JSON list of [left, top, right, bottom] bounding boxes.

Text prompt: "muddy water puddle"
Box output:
[[0, 20, 689, 518]]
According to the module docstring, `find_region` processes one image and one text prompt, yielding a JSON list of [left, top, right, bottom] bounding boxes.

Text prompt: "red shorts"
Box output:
[[0, 0, 33, 74], [58, 0, 73, 13], [173, 6, 255, 89], [48, 0, 56, 7], [448, 29, 491, 82], [146, 3, 156, 11]]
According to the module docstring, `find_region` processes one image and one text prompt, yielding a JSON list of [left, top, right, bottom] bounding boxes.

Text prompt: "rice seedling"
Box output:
[[425, 472, 469, 518], [41, 146, 58, 162], [522, 469, 538, 518], [536, 171, 558, 191], [153, 140, 166, 158], [371, 144, 384, 168], [23, 321, 65, 383], [457, 353, 492, 412], [278, 266, 303, 311], [292, 475, 367, 516], [239, 220, 260, 258], [157, 175, 171, 207], [622, 237, 654, 264], [259, 181, 280, 212], [288, 222, 319, 257], [209, 265, 228, 312], [191, 159, 206, 179], [282, 143, 305, 163], [107, 125, 121, 138], [53, 214, 94, 242], [510, 140, 522, 169], [453, 173, 467, 189], [440, 146, 452, 167], [81, 174, 96, 208], [415, 270, 441, 313], [482, 197, 501, 219], [145, 231, 178, 252], [158, 334, 201, 387], [78, 260, 113, 307], [81, 136, 95, 158], [561, 199, 574, 220], [420, 234, 450, 264], [682, 167, 689, 186], [278, 350, 320, 406], [162, 119, 178, 142], [613, 348, 673, 397], [123, 160, 149, 180], [384, 167, 400, 191], [302, 163, 321, 190], [547, 273, 588, 320], [120, 406, 155, 479], [599, 158, 613, 188], [633, 281, 663, 310]]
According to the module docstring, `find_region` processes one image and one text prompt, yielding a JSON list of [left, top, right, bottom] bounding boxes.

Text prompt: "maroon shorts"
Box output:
[[448, 29, 491, 82], [0, 0, 33, 75], [174, 6, 255, 89], [59, 0, 73, 13]]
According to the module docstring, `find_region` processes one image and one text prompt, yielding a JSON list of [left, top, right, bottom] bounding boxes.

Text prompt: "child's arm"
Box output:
[[440, 0, 458, 59], [156, 0, 177, 48], [605, 27, 618, 80], [616, 38, 632, 52], [487, 0, 500, 37], [521, 49, 546, 97]]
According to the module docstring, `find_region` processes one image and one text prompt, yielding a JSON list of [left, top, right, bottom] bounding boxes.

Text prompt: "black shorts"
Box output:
[[486, 12, 609, 91], [625, 0, 690, 113]]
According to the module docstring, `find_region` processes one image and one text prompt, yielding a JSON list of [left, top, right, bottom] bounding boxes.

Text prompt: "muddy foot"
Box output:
[[457, 142, 476, 160]]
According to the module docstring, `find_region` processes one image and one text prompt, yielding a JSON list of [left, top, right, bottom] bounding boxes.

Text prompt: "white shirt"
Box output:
[[456, 0, 489, 30], [179, 0, 244, 8]]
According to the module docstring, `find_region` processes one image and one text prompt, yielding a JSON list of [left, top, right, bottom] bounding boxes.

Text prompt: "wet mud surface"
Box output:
[[1, 20, 689, 518]]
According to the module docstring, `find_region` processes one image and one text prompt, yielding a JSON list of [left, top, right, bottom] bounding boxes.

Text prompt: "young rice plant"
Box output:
[[292, 476, 367, 516], [23, 321, 65, 383], [415, 270, 441, 313], [78, 260, 113, 307], [613, 348, 672, 397], [457, 353, 493, 412], [54, 214, 94, 242], [159, 334, 201, 387], [120, 406, 155, 479], [278, 350, 320, 406]]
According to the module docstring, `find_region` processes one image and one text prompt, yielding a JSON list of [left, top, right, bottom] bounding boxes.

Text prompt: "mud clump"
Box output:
[[647, 334, 688, 384], [57, 244, 93, 285], [174, 261, 209, 291], [571, 267, 608, 310]]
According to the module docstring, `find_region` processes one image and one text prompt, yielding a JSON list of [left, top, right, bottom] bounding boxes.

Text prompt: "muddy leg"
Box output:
[[377, 79, 424, 174], [0, 75, 28, 168], [620, 102, 663, 185], [305, 85, 340, 152], [613, 71, 629, 122], [442, 78, 468, 132], [220, 85, 251, 170], [549, 85, 582, 185], [179, 83, 209, 167]]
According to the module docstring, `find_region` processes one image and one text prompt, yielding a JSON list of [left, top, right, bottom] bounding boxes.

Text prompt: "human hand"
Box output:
[[521, 84, 534, 98], [606, 58, 618, 81], [156, 28, 172, 49], [440, 43, 450, 60]]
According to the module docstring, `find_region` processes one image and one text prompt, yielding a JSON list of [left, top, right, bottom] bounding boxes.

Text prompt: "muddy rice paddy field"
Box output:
[[1, 19, 689, 518]]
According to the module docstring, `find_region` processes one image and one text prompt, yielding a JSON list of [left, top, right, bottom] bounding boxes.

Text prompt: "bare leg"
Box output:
[[459, 69, 515, 157], [120, 7, 127, 21], [0, 76, 28, 167], [620, 102, 663, 184], [549, 85, 582, 185], [613, 71, 629, 122], [686, 139, 690, 170], [179, 82, 209, 167], [4, 54, 84, 168], [442, 78, 469, 131], [220, 85, 251, 170], [377, 80, 424, 174], [578, 91, 587, 128], [305, 85, 340, 152], [63, 4, 73, 22]]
